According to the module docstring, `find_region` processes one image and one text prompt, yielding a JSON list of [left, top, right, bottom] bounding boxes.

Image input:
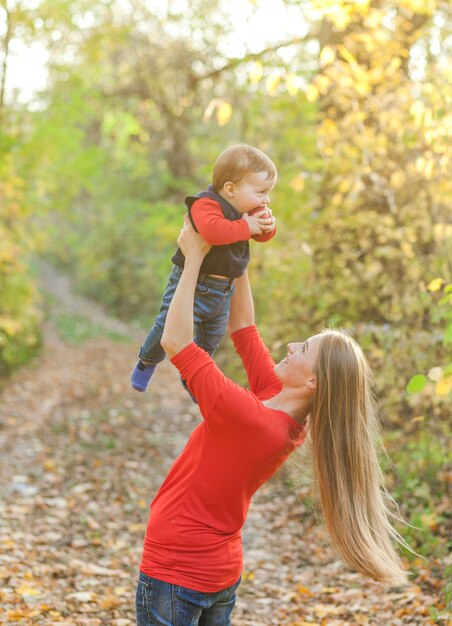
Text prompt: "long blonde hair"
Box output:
[[310, 329, 408, 586]]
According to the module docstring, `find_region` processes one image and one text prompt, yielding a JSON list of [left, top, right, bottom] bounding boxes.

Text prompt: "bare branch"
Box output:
[[191, 34, 312, 85]]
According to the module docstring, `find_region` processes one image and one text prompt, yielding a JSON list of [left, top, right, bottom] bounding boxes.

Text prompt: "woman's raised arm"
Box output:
[[161, 218, 210, 359], [227, 270, 255, 335]]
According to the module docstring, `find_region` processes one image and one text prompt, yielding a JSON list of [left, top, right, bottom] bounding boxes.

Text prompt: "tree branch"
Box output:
[[190, 34, 312, 86]]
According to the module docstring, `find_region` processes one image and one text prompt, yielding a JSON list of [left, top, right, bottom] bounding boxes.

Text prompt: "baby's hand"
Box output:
[[243, 207, 274, 235]]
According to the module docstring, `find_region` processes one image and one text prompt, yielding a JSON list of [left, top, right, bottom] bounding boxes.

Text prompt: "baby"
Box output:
[[130, 144, 277, 395]]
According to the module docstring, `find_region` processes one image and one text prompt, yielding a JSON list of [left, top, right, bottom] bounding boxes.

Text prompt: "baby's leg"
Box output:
[[131, 266, 181, 392], [193, 281, 235, 356]]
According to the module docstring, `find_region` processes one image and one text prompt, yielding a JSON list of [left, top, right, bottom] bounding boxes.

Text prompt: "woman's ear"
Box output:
[[305, 376, 317, 391]]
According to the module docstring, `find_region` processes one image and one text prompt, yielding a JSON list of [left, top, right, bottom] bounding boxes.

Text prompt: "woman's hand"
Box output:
[[178, 215, 211, 260]]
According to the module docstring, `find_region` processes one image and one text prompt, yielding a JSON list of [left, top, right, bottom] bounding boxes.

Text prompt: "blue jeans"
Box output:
[[135, 572, 241, 626], [139, 266, 235, 365]]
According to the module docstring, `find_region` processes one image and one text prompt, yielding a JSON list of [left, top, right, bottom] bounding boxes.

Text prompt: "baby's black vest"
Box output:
[[171, 185, 250, 278]]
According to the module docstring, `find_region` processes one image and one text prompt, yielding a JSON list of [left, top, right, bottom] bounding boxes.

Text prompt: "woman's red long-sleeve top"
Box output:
[[139, 325, 306, 592]]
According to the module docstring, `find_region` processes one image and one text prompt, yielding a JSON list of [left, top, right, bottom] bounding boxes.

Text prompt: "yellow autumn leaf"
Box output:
[[43, 459, 57, 471], [202, 98, 218, 123], [398, 0, 435, 15], [338, 178, 351, 193], [434, 223, 452, 241], [421, 512, 438, 529], [390, 171, 406, 188], [285, 73, 299, 96], [321, 586, 341, 593], [290, 175, 305, 192], [0, 317, 22, 336], [314, 603, 344, 617], [100, 595, 121, 610], [410, 100, 424, 124], [401, 242, 414, 258], [216, 101, 232, 127], [320, 119, 338, 139], [17, 583, 41, 598], [315, 73, 330, 95], [355, 80, 371, 96], [6, 609, 37, 621], [368, 65, 385, 84], [128, 522, 147, 533], [424, 159, 434, 178], [249, 61, 263, 84], [266, 73, 281, 96], [296, 584, 313, 596], [365, 8, 384, 28], [337, 44, 358, 66], [415, 156, 426, 173], [435, 376, 452, 396], [427, 278, 443, 292], [388, 57, 402, 73], [319, 45, 336, 66], [330, 8, 351, 30], [305, 84, 319, 103]]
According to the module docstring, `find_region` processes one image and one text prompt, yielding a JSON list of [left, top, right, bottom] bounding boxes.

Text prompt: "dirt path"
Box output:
[[0, 266, 446, 625]]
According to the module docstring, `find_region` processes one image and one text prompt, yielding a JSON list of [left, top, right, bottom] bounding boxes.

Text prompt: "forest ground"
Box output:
[[0, 264, 448, 626]]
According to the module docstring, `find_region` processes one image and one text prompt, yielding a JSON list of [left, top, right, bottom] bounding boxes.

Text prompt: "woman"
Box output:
[[136, 218, 407, 626]]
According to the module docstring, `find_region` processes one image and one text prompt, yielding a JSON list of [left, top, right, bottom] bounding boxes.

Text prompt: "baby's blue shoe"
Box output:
[[131, 361, 157, 392]]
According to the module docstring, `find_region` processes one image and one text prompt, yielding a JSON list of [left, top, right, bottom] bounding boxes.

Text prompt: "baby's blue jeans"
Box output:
[[135, 572, 241, 626], [139, 265, 235, 365]]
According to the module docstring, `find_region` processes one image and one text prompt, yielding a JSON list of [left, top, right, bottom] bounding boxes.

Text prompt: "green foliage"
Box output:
[[0, 152, 41, 376], [55, 313, 128, 345], [404, 281, 452, 428], [385, 421, 451, 560], [407, 374, 428, 394]]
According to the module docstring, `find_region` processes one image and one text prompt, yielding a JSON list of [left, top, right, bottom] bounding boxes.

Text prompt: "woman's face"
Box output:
[[274, 334, 323, 390]]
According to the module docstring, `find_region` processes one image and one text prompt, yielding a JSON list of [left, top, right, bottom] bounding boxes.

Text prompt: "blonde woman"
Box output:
[[135, 218, 407, 626]]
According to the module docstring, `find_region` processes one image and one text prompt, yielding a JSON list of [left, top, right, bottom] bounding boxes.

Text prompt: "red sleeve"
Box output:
[[191, 198, 251, 245], [251, 223, 276, 243], [171, 343, 253, 423], [231, 325, 282, 400]]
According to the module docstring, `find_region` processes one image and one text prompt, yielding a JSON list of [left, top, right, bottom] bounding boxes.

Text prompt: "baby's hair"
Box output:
[[212, 144, 277, 192]]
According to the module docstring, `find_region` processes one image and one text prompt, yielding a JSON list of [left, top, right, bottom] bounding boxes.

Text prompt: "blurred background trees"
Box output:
[[1, 0, 450, 558]]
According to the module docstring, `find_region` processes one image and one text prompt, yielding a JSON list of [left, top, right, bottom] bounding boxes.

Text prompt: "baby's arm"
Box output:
[[191, 198, 270, 245]]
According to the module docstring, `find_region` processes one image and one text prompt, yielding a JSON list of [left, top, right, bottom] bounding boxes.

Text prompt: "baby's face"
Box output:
[[228, 171, 275, 214]]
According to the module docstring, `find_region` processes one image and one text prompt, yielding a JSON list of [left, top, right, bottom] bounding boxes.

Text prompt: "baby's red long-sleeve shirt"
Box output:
[[139, 325, 306, 593], [191, 197, 276, 245]]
